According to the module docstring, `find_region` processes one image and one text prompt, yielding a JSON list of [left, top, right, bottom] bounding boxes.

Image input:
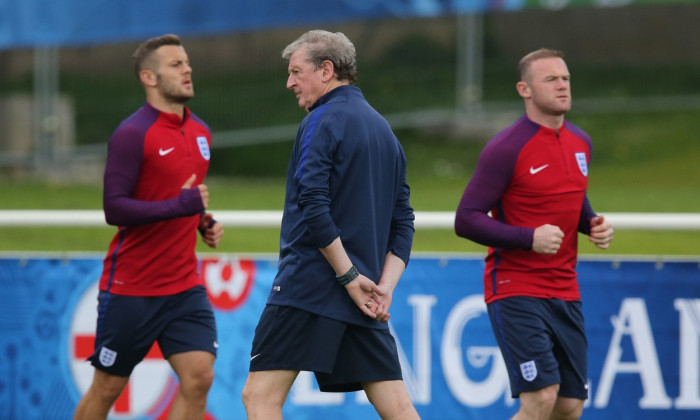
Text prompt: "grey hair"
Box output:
[[282, 30, 357, 84]]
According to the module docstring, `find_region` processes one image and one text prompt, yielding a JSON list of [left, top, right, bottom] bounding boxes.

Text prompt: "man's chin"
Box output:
[[552, 105, 570, 115], [174, 94, 193, 104]]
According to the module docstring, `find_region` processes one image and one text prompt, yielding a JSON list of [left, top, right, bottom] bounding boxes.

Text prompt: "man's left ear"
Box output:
[[140, 69, 158, 87], [321, 60, 336, 82], [516, 81, 530, 99]]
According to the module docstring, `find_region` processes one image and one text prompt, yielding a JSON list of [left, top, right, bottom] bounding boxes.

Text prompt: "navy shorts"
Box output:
[[89, 285, 217, 376], [487, 296, 588, 399], [249, 305, 403, 392]]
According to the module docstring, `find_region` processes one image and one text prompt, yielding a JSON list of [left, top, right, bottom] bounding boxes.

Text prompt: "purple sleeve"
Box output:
[[454, 140, 534, 250], [102, 126, 204, 227], [577, 194, 597, 235], [567, 121, 597, 235], [197, 212, 218, 236]]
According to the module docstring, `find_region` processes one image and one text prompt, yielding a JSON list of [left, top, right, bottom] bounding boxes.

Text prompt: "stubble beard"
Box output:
[[161, 87, 193, 105], [166, 92, 192, 105], [157, 75, 194, 105]]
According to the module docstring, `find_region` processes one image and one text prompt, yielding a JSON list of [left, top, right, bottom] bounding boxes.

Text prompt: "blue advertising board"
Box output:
[[0, 254, 699, 419]]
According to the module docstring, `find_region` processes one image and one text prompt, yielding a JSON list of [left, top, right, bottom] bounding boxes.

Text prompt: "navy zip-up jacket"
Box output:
[[267, 85, 415, 329]]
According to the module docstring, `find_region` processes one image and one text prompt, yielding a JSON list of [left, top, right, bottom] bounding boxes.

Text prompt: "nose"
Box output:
[[286, 74, 294, 89]]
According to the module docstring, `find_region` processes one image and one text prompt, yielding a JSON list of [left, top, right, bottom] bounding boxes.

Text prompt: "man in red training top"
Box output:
[[454, 48, 614, 419], [74, 34, 224, 420]]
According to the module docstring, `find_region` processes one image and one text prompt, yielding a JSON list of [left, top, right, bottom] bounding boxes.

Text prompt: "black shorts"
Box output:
[[89, 285, 217, 376], [488, 296, 588, 399], [249, 305, 403, 392]]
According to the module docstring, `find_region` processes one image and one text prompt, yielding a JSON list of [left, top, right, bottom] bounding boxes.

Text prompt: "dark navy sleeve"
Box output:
[[387, 152, 415, 266], [293, 111, 341, 248], [102, 124, 204, 226], [454, 138, 534, 250]]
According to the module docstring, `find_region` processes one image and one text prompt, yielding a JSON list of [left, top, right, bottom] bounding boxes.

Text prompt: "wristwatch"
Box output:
[[335, 265, 359, 285]]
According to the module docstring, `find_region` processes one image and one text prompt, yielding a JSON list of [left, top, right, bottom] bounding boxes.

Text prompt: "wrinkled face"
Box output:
[[153, 45, 194, 104], [286, 47, 325, 112], [521, 57, 571, 116]]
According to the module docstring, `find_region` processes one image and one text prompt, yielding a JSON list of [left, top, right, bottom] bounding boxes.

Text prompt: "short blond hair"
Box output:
[[518, 48, 564, 82]]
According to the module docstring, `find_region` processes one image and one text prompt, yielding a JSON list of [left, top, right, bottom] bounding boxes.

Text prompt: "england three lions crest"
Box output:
[[99, 346, 117, 367], [575, 152, 588, 176], [197, 136, 211, 161], [520, 360, 538, 382]]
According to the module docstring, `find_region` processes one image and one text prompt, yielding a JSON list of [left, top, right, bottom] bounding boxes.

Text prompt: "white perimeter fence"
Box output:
[[1, 210, 700, 230]]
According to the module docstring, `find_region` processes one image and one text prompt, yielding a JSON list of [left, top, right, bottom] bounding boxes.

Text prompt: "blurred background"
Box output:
[[1, 2, 700, 419], [1, 0, 699, 253]]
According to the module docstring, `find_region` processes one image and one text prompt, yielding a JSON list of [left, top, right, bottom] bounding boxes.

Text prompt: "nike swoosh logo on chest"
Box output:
[[159, 147, 175, 156], [529, 164, 549, 174]]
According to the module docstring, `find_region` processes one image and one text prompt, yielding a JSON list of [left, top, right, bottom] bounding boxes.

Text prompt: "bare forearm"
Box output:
[[319, 237, 353, 276], [378, 252, 406, 292]]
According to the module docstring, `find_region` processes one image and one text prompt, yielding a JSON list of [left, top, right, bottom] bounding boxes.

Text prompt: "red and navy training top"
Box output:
[[455, 115, 596, 303], [99, 102, 211, 296]]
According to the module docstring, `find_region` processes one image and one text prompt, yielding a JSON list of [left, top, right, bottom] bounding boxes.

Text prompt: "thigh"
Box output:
[[158, 286, 218, 358], [518, 383, 560, 417], [168, 350, 215, 385], [315, 325, 402, 392], [553, 395, 585, 418], [364, 380, 417, 419], [248, 305, 346, 373], [90, 367, 131, 397], [243, 370, 299, 404], [488, 297, 560, 397]]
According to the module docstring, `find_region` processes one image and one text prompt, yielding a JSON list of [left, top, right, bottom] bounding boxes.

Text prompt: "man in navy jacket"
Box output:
[[242, 30, 419, 419]]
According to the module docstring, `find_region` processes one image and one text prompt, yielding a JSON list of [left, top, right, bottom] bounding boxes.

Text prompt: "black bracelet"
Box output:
[[336, 265, 359, 286]]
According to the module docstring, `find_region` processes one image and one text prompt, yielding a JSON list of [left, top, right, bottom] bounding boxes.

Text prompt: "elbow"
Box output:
[[103, 209, 121, 226], [103, 201, 128, 226], [455, 228, 469, 240], [454, 217, 469, 239], [103, 195, 119, 226]]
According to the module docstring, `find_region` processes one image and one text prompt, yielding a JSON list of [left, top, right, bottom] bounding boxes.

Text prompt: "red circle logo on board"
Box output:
[[201, 257, 255, 311]]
